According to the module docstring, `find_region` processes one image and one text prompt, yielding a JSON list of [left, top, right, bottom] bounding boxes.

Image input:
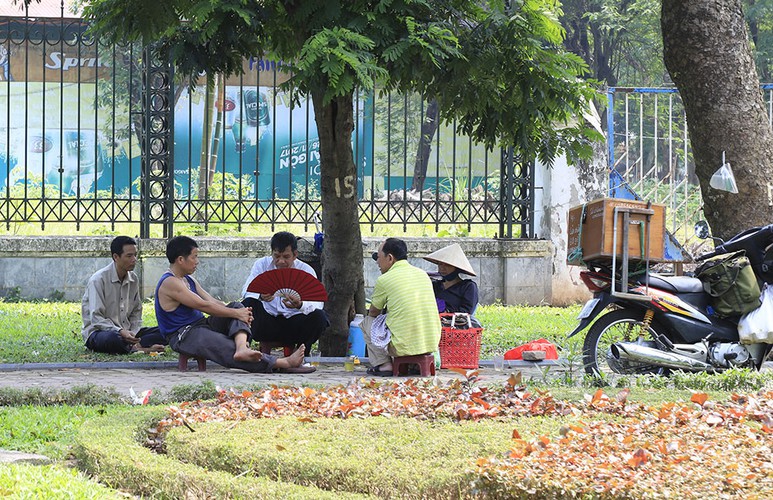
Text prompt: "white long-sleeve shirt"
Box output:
[[241, 256, 324, 318]]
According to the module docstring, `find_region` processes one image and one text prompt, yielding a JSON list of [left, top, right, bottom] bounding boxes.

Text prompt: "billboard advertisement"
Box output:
[[0, 33, 373, 199]]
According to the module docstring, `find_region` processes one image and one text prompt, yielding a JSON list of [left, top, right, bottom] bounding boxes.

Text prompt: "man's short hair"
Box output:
[[382, 238, 408, 261], [110, 236, 137, 257], [271, 231, 298, 252], [166, 236, 198, 263]]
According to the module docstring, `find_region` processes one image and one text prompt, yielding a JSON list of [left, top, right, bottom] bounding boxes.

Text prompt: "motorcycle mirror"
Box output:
[[694, 220, 711, 239]]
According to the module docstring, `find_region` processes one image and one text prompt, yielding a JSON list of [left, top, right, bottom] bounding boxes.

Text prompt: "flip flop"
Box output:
[[366, 366, 394, 377], [276, 365, 317, 374]]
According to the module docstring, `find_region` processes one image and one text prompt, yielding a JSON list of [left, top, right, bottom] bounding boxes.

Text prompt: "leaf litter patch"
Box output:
[[151, 372, 773, 498]]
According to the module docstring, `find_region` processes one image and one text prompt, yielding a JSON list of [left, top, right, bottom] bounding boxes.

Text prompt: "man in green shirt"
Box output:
[[363, 238, 441, 376]]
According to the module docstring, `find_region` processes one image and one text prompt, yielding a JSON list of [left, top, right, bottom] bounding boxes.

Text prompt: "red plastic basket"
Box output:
[[438, 314, 482, 369]]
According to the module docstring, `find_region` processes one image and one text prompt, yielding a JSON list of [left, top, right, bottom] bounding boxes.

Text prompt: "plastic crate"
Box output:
[[438, 313, 482, 369]]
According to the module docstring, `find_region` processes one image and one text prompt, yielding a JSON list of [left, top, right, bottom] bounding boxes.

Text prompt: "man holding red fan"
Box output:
[[241, 231, 329, 362]]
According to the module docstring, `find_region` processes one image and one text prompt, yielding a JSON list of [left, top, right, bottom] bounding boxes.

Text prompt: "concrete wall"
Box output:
[[533, 109, 608, 306], [0, 236, 554, 305]]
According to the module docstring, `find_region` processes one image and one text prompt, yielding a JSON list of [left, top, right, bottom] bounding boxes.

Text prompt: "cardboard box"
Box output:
[[567, 198, 665, 265]]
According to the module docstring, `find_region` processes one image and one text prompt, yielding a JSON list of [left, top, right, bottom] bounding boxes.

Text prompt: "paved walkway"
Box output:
[[0, 358, 566, 396]]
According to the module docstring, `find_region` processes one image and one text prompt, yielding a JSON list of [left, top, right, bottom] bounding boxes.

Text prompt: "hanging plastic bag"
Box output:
[[709, 151, 739, 194], [738, 284, 773, 343]]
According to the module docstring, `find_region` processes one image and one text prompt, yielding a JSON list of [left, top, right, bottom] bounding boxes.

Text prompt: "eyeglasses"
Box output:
[[371, 252, 379, 261]]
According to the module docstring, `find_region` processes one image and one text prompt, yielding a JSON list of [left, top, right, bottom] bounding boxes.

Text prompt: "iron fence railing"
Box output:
[[0, 14, 528, 238]]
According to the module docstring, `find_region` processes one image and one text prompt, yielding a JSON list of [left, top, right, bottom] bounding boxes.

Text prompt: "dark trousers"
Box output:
[[86, 326, 167, 354], [242, 298, 329, 356], [167, 302, 276, 373]]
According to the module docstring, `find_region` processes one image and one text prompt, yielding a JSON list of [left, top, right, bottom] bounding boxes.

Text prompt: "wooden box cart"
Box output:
[[567, 198, 666, 266]]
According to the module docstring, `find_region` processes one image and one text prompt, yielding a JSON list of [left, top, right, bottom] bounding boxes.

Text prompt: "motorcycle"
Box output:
[[568, 221, 773, 376]]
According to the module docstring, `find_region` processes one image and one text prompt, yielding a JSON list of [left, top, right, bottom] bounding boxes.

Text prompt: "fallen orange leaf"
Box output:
[[616, 388, 630, 404], [691, 392, 709, 406], [507, 372, 523, 388], [627, 448, 649, 468]]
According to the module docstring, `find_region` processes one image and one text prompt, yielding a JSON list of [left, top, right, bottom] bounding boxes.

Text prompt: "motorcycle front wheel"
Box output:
[[583, 309, 668, 377]]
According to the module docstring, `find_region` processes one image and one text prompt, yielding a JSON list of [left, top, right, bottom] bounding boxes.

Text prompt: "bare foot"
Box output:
[[274, 344, 305, 369], [233, 345, 263, 363], [379, 363, 393, 372]]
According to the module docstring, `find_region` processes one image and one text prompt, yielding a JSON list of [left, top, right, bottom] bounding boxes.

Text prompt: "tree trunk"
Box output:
[[311, 90, 366, 356], [411, 98, 439, 192], [207, 74, 226, 187], [662, 0, 773, 240], [198, 74, 216, 199]]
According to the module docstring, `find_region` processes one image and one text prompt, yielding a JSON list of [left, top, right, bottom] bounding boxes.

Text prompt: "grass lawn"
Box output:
[[0, 301, 584, 363], [2, 383, 771, 498], [1, 301, 772, 497]]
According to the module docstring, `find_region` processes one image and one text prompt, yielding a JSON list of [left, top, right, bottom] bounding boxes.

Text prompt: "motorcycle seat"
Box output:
[[644, 274, 704, 294]]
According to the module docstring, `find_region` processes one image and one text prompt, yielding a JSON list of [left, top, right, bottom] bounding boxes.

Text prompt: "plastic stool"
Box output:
[[259, 341, 295, 357], [392, 353, 436, 377], [178, 354, 207, 372]]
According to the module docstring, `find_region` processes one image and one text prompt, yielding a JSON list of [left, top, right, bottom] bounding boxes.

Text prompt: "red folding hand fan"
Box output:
[[246, 267, 328, 302]]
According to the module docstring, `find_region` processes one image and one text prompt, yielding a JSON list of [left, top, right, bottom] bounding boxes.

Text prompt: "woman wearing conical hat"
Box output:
[[424, 243, 481, 328]]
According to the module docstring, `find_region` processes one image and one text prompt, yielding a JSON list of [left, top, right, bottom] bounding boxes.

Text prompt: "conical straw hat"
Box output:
[[423, 243, 476, 276]]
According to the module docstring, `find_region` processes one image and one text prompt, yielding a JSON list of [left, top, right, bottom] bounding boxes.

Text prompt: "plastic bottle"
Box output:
[[348, 314, 366, 357]]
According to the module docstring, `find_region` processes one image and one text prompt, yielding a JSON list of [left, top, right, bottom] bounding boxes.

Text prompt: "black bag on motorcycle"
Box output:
[[695, 250, 761, 317]]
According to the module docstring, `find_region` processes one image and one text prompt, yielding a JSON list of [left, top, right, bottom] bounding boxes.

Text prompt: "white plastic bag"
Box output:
[[738, 284, 773, 343], [709, 152, 739, 194]]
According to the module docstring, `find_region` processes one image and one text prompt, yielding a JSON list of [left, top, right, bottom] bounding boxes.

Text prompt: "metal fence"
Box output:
[[607, 85, 773, 249], [606, 87, 706, 257], [0, 13, 531, 238]]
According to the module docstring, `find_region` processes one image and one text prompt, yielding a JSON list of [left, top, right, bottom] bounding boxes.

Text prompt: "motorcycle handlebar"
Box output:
[[694, 224, 773, 262]]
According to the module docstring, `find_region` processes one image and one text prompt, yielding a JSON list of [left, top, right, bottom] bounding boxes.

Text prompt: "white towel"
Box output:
[[371, 314, 391, 348]]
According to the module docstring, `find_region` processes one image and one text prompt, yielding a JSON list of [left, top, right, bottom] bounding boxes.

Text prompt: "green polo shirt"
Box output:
[[371, 259, 441, 355]]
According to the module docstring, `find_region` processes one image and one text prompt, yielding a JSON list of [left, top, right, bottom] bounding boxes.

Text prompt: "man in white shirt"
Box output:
[[81, 236, 166, 354], [241, 231, 329, 357]]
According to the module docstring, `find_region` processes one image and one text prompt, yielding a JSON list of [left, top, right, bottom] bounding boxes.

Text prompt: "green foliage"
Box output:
[[298, 27, 387, 102], [163, 380, 219, 403], [84, 0, 600, 162], [0, 404, 113, 459], [1, 287, 23, 303], [561, 0, 665, 86], [0, 301, 170, 364], [657, 367, 773, 392], [164, 416, 542, 498], [0, 301, 580, 364], [0, 173, 64, 200], [476, 304, 584, 358], [75, 408, 359, 499], [291, 179, 321, 201], [0, 463, 122, 499], [373, 92, 424, 176], [747, 0, 773, 81]]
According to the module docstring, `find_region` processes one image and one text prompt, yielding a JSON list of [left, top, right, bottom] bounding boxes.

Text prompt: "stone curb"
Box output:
[[0, 450, 52, 465], [0, 358, 565, 372]]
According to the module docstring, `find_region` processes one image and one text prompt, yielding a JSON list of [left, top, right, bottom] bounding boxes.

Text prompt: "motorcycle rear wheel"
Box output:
[[583, 309, 668, 378]]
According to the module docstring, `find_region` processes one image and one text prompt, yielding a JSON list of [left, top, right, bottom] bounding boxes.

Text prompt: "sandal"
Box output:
[[366, 366, 394, 377]]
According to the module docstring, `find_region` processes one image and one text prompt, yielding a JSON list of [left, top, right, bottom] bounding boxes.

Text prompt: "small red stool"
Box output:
[[392, 353, 436, 377], [178, 354, 207, 372]]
